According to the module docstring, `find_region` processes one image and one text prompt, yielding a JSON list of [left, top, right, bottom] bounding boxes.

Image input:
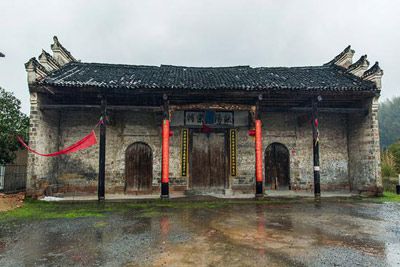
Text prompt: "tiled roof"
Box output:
[[40, 61, 377, 92], [363, 62, 383, 78], [347, 55, 369, 72]]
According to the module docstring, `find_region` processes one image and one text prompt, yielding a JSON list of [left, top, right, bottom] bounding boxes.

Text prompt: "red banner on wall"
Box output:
[[17, 130, 97, 157]]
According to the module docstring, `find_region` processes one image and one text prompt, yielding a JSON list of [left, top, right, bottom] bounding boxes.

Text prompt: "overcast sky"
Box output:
[[0, 0, 399, 114]]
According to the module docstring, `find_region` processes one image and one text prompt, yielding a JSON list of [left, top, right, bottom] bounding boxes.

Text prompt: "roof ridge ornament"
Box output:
[[347, 55, 370, 77], [362, 61, 383, 89], [325, 45, 355, 68], [25, 57, 48, 84], [50, 36, 76, 66], [39, 49, 60, 72]]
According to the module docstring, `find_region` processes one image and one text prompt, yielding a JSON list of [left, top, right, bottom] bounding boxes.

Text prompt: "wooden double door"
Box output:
[[190, 132, 227, 190]]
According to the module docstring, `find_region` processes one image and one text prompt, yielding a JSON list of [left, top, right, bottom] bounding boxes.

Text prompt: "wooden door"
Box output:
[[125, 142, 152, 191], [191, 132, 226, 189], [265, 143, 290, 190], [192, 133, 210, 188], [209, 133, 226, 187]]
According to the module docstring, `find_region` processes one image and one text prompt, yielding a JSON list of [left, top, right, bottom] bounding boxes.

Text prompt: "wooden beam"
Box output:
[[40, 104, 367, 114], [40, 104, 162, 112], [170, 103, 252, 111], [261, 107, 368, 114]]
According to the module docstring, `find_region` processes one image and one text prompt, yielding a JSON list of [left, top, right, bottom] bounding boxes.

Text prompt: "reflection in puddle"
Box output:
[[160, 215, 170, 241], [256, 205, 266, 256], [0, 202, 399, 266]]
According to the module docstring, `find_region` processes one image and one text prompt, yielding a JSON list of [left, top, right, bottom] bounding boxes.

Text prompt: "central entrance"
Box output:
[[190, 132, 227, 190]]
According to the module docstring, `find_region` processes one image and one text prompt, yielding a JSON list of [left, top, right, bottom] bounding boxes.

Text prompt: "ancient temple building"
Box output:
[[25, 37, 383, 197]]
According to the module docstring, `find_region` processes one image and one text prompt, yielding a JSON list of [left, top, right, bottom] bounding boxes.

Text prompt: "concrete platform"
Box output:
[[41, 190, 356, 202]]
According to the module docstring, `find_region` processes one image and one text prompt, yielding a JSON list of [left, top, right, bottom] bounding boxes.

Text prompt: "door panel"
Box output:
[[192, 133, 210, 188], [265, 143, 290, 190], [125, 143, 152, 191], [209, 133, 226, 188], [191, 132, 226, 189]]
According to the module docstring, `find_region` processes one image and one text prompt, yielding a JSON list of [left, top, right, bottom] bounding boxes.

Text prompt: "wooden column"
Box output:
[[255, 96, 264, 198], [312, 98, 321, 198], [98, 96, 106, 201], [161, 94, 170, 198]]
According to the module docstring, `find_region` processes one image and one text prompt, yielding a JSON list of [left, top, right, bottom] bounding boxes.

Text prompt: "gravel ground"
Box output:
[[0, 193, 24, 212], [0, 200, 399, 266]]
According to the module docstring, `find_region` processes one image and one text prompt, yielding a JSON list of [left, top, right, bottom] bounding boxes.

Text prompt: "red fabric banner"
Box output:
[[17, 130, 97, 157], [161, 119, 170, 183], [255, 120, 263, 183]]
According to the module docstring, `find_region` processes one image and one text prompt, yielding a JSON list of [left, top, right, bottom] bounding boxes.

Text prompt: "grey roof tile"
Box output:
[[39, 62, 377, 92]]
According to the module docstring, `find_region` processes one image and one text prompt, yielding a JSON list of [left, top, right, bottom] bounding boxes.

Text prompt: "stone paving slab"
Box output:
[[1, 200, 399, 266], [41, 191, 356, 202]]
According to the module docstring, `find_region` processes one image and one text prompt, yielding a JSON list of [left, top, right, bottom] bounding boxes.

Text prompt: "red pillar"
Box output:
[[255, 119, 263, 197], [161, 119, 170, 198]]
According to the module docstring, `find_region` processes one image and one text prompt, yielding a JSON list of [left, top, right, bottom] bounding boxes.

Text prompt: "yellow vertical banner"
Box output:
[[181, 129, 189, 177], [230, 129, 237, 176]]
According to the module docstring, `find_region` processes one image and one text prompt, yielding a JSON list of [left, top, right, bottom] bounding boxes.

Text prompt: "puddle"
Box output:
[[0, 201, 399, 266]]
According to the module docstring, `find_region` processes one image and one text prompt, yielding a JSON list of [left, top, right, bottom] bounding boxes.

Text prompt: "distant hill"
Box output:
[[379, 96, 400, 149]]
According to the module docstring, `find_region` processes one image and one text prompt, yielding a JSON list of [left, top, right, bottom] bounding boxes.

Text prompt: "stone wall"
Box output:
[[348, 97, 382, 195], [26, 96, 381, 195], [233, 112, 349, 191], [55, 110, 164, 193], [26, 93, 59, 195]]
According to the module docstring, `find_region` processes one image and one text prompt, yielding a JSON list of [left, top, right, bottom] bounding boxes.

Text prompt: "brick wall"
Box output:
[[234, 112, 349, 191], [26, 93, 381, 195], [348, 96, 382, 195], [26, 93, 59, 195]]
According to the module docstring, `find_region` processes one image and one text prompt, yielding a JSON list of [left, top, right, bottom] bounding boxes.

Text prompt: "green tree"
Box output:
[[379, 96, 400, 149], [0, 87, 29, 164], [387, 141, 400, 173], [381, 150, 397, 177]]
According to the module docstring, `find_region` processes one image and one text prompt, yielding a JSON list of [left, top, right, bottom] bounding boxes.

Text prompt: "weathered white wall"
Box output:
[[26, 95, 381, 195], [26, 93, 59, 195], [234, 112, 349, 191], [348, 97, 382, 195]]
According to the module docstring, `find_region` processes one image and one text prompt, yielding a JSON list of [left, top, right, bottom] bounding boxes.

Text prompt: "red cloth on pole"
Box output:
[[17, 130, 97, 157], [255, 120, 263, 183], [314, 118, 319, 128], [161, 119, 170, 183]]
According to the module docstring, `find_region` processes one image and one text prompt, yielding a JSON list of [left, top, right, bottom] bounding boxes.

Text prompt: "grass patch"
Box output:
[[371, 192, 400, 203], [2, 194, 398, 222], [0, 199, 109, 221], [0, 198, 299, 221], [383, 176, 399, 193]]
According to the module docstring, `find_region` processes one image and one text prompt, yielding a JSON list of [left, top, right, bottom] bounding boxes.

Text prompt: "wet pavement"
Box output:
[[0, 200, 399, 266]]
